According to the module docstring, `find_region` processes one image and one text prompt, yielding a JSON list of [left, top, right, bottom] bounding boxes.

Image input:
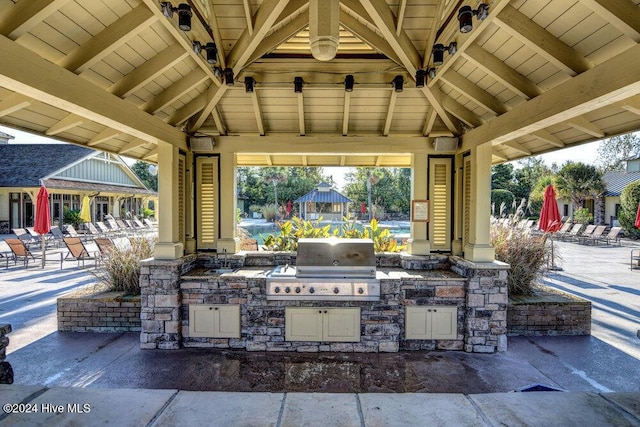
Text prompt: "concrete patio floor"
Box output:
[[1, 236, 639, 425]]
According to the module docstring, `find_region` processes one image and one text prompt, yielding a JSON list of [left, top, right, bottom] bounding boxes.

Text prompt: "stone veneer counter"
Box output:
[[140, 253, 509, 354]]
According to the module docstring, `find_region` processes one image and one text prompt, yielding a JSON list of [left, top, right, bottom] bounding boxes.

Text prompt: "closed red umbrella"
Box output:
[[286, 200, 292, 216], [539, 185, 562, 232], [34, 185, 50, 268], [635, 202, 640, 229], [360, 202, 366, 215], [539, 185, 562, 271]]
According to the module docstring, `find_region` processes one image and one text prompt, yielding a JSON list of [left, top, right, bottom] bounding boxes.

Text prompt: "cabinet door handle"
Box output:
[[319, 310, 322, 314], [209, 307, 213, 310], [324, 310, 328, 314], [433, 309, 437, 312], [214, 307, 219, 310]]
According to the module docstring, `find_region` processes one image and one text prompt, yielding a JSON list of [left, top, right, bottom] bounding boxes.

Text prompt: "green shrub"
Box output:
[[490, 217, 550, 295], [140, 207, 154, 218], [261, 215, 404, 253], [573, 207, 592, 224], [95, 237, 155, 295], [619, 181, 640, 239], [63, 208, 83, 228]]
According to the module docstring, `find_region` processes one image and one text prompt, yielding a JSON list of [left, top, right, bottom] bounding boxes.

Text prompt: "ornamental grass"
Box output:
[[490, 202, 552, 295], [94, 237, 155, 295]]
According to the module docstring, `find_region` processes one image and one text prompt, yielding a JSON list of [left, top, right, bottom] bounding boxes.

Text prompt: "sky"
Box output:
[[0, 124, 604, 189]]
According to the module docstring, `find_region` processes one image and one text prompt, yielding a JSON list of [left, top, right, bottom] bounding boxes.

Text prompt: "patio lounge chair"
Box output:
[[574, 224, 596, 243], [4, 238, 63, 269], [11, 228, 37, 248], [95, 221, 111, 235], [558, 223, 583, 241], [595, 226, 622, 246], [579, 225, 607, 245], [63, 237, 100, 268], [94, 237, 115, 256]]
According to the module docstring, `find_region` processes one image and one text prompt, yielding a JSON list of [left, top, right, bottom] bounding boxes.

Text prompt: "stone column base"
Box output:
[[217, 237, 241, 254], [154, 242, 184, 260], [463, 243, 495, 262], [406, 238, 430, 255]]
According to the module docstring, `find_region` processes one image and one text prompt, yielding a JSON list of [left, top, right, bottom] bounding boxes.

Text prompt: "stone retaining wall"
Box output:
[[0, 324, 13, 384], [507, 290, 591, 336], [57, 291, 141, 333]]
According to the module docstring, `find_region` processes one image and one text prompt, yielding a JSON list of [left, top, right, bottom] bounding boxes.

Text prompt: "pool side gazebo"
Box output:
[[295, 182, 352, 221]]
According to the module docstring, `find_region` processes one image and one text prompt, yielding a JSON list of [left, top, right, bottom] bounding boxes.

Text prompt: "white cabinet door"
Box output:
[[189, 305, 240, 338], [324, 308, 360, 342], [285, 307, 360, 342], [405, 306, 457, 340], [286, 308, 323, 341]]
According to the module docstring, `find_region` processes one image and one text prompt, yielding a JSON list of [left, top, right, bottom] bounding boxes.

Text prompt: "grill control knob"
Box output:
[[285, 287, 291, 293], [333, 287, 339, 294], [295, 287, 301, 293], [309, 287, 315, 294], [274, 286, 280, 293], [358, 287, 364, 294]]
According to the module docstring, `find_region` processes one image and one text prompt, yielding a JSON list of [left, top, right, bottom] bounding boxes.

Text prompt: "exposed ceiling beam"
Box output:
[[201, 0, 227, 69], [45, 114, 85, 136], [140, 0, 220, 86], [191, 0, 291, 131], [567, 116, 605, 138], [0, 93, 31, 117], [422, 0, 446, 67], [58, 5, 156, 73], [143, 70, 208, 114], [109, 44, 187, 98], [359, 0, 460, 134], [461, 43, 640, 150], [118, 140, 148, 154], [342, 90, 351, 136], [243, 0, 254, 35], [170, 91, 208, 126], [339, 11, 403, 66], [395, 0, 408, 37], [502, 140, 531, 156], [0, 35, 187, 150], [0, 0, 72, 39], [427, 0, 512, 85], [422, 108, 438, 136], [579, 0, 640, 42], [297, 91, 305, 136], [383, 90, 398, 136], [621, 96, 640, 116], [495, 5, 591, 76], [246, 10, 310, 65], [441, 96, 483, 128], [531, 130, 565, 148], [250, 90, 265, 136], [88, 128, 121, 147], [463, 44, 542, 100], [266, 155, 273, 166], [142, 147, 158, 160], [211, 107, 227, 136], [226, 0, 292, 71], [492, 150, 509, 162], [440, 71, 507, 115]]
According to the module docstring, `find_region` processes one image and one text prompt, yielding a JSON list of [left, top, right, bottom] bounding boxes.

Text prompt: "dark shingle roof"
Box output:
[[295, 183, 352, 204], [602, 171, 640, 196], [0, 144, 94, 187]]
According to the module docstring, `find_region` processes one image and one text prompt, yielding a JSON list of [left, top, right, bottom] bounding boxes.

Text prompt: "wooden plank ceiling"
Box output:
[[0, 0, 639, 166]]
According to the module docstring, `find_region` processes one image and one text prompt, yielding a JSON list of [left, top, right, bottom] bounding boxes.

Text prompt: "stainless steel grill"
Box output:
[[266, 238, 380, 301]]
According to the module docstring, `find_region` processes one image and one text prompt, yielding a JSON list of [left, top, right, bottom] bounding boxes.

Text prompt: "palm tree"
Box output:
[[555, 162, 605, 210], [264, 169, 288, 209]]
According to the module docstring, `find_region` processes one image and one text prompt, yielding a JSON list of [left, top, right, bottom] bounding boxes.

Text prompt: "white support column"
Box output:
[[216, 152, 240, 253], [407, 154, 430, 255], [154, 141, 184, 259], [463, 142, 495, 262]]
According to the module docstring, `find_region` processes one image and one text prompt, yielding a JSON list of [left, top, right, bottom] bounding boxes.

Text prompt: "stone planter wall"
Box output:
[[507, 289, 591, 336], [57, 290, 141, 333]]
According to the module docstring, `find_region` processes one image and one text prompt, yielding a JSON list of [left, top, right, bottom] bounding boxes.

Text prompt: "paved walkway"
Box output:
[[1, 236, 639, 425]]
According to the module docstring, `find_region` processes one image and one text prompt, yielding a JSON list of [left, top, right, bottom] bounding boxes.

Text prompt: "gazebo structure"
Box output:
[[1, 1, 640, 353], [295, 182, 351, 221]]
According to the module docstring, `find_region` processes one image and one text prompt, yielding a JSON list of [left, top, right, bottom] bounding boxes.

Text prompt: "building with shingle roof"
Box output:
[[294, 182, 352, 221], [0, 142, 156, 232]]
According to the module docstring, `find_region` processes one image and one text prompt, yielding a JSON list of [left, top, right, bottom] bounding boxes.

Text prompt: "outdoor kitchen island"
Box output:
[[140, 239, 510, 354]]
